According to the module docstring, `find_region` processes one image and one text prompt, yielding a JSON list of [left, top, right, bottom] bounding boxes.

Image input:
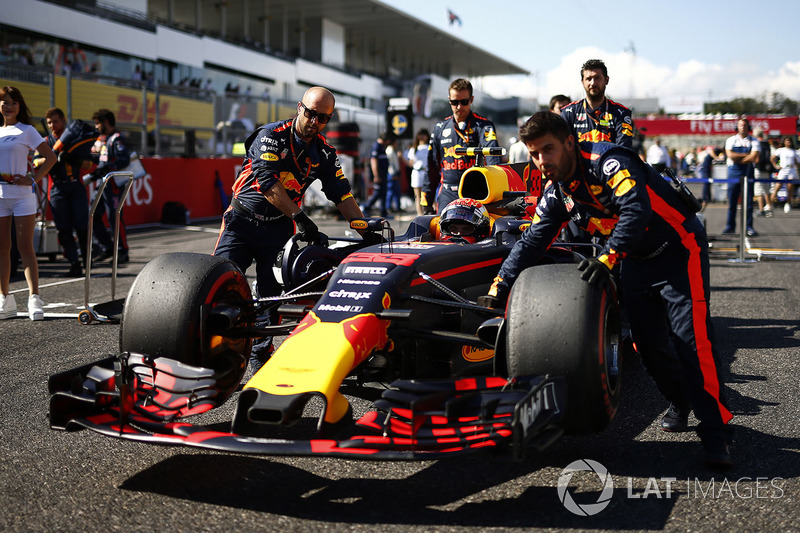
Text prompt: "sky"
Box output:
[[381, 0, 800, 110]]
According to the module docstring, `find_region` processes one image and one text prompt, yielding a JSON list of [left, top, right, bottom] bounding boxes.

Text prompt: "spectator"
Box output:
[[0, 86, 56, 320], [424, 78, 500, 213], [361, 132, 390, 218], [753, 129, 775, 217], [646, 137, 671, 173], [84, 108, 131, 263], [696, 145, 724, 206], [722, 117, 759, 236], [559, 59, 634, 148], [507, 136, 530, 163], [384, 137, 402, 213], [548, 94, 570, 114], [406, 128, 430, 216], [770, 136, 799, 213]]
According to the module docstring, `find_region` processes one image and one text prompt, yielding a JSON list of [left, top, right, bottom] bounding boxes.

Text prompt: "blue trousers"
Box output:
[[213, 208, 294, 359], [49, 180, 88, 264]]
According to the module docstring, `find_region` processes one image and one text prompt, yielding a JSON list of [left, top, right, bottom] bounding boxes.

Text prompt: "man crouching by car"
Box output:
[[214, 86, 366, 371], [480, 111, 734, 469]]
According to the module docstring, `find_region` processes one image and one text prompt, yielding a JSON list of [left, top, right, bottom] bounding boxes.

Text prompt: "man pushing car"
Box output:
[[481, 111, 734, 469], [214, 86, 366, 371]]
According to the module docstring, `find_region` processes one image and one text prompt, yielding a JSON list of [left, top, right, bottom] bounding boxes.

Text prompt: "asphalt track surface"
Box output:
[[2, 201, 799, 532]]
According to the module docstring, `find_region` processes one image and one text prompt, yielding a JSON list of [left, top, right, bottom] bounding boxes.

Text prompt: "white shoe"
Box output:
[[28, 294, 44, 321], [0, 294, 17, 319], [785, 203, 791, 214]]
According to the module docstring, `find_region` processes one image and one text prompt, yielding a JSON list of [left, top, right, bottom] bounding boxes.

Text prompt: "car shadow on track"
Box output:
[[118, 338, 799, 530]]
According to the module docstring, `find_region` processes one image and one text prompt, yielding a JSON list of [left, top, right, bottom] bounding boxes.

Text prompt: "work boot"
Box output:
[[701, 434, 733, 470], [63, 262, 83, 278], [660, 403, 690, 432]]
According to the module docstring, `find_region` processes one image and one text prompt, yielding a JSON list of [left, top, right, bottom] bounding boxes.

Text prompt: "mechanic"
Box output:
[[559, 59, 634, 149], [423, 78, 501, 214], [39, 108, 90, 277], [83, 108, 131, 264], [437, 198, 491, 244], [213, 86, 366, 370], [481, 111, 734, 469]]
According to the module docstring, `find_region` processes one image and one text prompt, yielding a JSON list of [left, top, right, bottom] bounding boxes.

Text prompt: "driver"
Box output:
[[438, 198, 491, 243], [213, 86, 366, 371]]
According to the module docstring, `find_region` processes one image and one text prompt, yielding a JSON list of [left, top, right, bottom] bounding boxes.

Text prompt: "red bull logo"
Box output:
[[443, 145, 465, 159], [586, 216, 618, 236], [280, 171, 303, 194], [341, 314, 390, 366]]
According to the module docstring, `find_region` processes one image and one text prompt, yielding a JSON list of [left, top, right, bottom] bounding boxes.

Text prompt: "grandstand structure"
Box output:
[[1, 0, 528, 158]]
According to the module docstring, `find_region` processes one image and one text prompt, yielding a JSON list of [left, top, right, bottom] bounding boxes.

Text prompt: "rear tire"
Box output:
[[120, 253, 253, 398], [505, 264, 621, 434]]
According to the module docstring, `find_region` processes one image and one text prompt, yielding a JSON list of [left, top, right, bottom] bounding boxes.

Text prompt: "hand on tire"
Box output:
[[477, 295, 504, 309], [292, 211, 319, 243], [578, 257, 612, 288]]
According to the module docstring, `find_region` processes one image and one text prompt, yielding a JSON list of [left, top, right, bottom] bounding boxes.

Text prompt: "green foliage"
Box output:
[[704, 93, 799, 115]]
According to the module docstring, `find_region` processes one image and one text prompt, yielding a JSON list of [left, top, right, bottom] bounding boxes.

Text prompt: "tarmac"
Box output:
[[1, 197, 799, 532]]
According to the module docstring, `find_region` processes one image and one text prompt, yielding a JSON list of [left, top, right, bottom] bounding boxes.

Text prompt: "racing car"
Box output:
[[48, 148, 622, 460]]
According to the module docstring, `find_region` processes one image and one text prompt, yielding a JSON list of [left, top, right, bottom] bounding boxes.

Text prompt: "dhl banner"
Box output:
[[0, 76, 212, 127], [83, 157, 241, 226]]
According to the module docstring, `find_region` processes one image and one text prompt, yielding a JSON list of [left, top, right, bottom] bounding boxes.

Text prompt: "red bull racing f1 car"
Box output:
[[49, 149, 622, 461]]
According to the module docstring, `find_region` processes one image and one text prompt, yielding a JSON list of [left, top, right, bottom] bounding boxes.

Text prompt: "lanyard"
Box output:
[[582, 99, 609, 128]]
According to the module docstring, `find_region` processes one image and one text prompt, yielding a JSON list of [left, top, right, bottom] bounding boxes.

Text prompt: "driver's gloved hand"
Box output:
[[578, 257, 613, 288], [292, 210, 319, 243]]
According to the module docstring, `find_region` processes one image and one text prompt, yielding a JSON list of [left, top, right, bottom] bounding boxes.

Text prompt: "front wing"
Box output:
[[48, 353, 564, 460]]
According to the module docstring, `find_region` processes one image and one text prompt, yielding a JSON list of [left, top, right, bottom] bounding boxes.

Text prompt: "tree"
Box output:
[[704, 93, 799, 115]]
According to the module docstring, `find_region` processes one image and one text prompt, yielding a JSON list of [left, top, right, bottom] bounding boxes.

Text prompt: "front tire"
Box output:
[[505, 264, 621, 434], [120, 253, 253, 398]]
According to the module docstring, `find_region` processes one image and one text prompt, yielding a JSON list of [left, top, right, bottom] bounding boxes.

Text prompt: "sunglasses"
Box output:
[[298, 102, 333, 124], [449, 98, 471, 107]]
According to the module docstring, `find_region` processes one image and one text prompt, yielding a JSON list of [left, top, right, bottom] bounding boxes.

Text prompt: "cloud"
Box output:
[[479, 48, 800, 106]]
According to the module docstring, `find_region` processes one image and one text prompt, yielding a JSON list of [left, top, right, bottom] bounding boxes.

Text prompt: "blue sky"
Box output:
[[381, 0, 800, 108]]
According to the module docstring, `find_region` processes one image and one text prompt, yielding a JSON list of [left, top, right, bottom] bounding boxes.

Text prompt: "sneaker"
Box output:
[[92, 248, 113, 262], [28, 294, 44, 321], [746, 228, 758, 237], [765, 209, 774, 218], [784, 203, 791, 214], [0, 294, 17, 319], [660, 403, 690, 432], [117, 250, 129, 264], [757, 209, 766, 217], [721, 228, 735, 235]]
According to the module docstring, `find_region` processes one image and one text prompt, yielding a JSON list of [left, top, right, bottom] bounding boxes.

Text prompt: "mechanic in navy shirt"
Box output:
[[84, 109, 131, 264], [42, 107, 90, 277], [559, 59, 634, 149], [424, 78, 501, 213], [214, 86, 365, 368], [485, 112, 734, 468]]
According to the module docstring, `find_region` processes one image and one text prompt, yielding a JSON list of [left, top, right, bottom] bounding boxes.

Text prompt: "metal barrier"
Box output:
[[84, 171, 136, 310]]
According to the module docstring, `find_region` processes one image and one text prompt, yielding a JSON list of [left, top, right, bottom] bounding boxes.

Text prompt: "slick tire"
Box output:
[[120, 252, 253, 398], [505, 264, 622, 434]]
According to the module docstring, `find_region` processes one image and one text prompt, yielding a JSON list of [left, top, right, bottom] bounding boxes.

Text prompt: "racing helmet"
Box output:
[[438, 198, 491, 243]]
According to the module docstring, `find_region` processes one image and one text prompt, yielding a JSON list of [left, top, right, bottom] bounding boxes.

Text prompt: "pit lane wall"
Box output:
[[96, 157, 241, 226]]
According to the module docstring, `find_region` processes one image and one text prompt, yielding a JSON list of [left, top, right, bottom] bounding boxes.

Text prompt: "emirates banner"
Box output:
[[636, 116, 798, 136]]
